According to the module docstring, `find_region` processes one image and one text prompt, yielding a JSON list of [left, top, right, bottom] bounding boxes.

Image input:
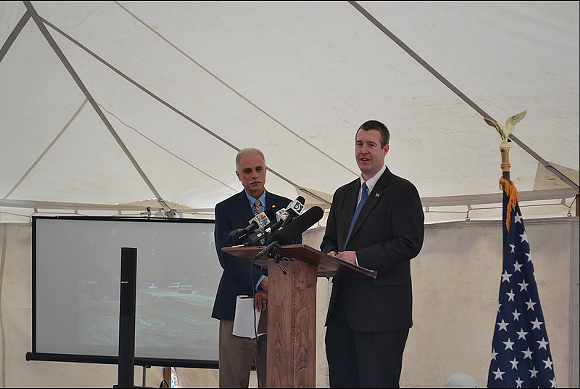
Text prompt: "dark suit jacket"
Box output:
[[211, 190, 292, 321], [321, 166, 424, 332]]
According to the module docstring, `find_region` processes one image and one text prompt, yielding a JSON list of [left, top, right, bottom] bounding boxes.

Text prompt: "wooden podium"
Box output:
[[223, 244, 377, 388]]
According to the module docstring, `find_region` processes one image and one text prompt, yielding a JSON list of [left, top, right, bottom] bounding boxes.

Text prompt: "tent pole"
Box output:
[[23, 1, 164, 203]]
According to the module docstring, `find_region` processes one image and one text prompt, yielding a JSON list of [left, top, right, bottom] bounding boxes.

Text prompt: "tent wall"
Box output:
[[1, 218, 578, 387], [300, 218, 579, 388], [403, 218, 579, 388]]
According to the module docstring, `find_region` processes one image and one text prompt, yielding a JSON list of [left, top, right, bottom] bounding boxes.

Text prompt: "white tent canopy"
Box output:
[[1, 1, 578, 223]]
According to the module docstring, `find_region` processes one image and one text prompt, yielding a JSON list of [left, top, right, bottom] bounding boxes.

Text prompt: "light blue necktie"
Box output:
[[344, 182, 368, 250]]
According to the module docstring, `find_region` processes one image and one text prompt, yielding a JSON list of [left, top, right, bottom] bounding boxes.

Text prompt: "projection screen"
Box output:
[[27, 216, 222, 368]]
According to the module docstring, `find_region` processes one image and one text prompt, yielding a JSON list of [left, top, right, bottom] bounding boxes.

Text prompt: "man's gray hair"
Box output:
[[236, 148, 265, 171]]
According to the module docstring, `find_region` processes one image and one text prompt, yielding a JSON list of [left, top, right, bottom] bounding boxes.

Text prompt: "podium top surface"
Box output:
[[223, 244, 377, 279]]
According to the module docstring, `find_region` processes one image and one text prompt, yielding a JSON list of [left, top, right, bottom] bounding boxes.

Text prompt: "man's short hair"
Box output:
[[236, 148, 265, 171], [357, 120, 390, 147]]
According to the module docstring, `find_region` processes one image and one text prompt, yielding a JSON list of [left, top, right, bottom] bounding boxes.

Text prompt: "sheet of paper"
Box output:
[[232, 295, 266, 339]]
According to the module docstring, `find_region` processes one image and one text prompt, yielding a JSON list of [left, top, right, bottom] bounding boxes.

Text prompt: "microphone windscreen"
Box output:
[[228, 228, 243, 245], [273, 206, 324, 245], [297, 196, 305, 205]]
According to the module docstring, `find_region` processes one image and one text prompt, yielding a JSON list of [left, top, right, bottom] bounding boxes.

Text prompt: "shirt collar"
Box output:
[[245, 190, 266, 212], [360, 165, 386, 193]]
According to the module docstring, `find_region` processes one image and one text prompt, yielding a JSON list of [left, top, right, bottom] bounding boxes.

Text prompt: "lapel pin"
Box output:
[[376, 193, 380, 198]]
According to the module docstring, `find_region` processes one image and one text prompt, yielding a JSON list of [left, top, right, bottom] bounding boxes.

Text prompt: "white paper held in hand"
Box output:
[[232, 295, 266, 339]]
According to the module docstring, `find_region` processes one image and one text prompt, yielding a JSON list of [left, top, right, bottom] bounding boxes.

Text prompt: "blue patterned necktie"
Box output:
[[344, 182, 368, 250]]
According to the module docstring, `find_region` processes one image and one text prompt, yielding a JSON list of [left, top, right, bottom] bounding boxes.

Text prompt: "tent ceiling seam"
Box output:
[[40, 18, 238, 154], [299, 188, 333, 206], [0, 11, 30, 63], [350, 1, 579, 193], [40, 14, 309, 196], [23, 1, 164, 203], [114, 1, 359, 178], [3, 99, 88, 200], [98, 103, 239, 193]]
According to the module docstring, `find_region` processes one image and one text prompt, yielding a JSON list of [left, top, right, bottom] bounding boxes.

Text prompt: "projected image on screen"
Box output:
[[32, 216, 222, 366]]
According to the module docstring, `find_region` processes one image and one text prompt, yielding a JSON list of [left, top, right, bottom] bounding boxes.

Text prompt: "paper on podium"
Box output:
[[233, 295, 267, 339]]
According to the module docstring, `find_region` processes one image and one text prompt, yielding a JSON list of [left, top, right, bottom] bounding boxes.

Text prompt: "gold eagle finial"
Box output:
[[484, 110, 527, 148]]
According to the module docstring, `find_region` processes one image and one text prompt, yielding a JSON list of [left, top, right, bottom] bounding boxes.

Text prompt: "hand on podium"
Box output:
[[335, 250, 357, 265]]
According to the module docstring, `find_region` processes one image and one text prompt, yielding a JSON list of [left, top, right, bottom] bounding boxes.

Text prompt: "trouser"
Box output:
[[325, 295, 409, 388], [218, 320, 267, 388]]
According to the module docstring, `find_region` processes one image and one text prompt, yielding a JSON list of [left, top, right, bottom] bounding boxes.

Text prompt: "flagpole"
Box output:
[[500, 145, 511, 182], [484, 111, 558, 389]]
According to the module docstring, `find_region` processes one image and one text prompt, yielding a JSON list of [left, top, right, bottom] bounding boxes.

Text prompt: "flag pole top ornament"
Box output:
[[484, 110, 527, 149], [484, 110, 527, 183]]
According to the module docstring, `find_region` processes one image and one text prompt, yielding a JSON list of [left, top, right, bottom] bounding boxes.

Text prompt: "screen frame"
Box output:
[[27, 215, 220, 369]]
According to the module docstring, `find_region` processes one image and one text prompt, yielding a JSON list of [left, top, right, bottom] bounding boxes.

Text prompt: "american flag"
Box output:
[[487, 179, 557, 388]]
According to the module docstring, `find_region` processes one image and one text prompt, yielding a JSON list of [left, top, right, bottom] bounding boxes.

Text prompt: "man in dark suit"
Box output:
[[321, 120, 424, 388], [211, 148, 293, 388]]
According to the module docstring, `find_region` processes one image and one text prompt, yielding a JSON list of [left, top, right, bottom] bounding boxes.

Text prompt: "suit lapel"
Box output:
[[349, 168, 392, 240], [233, 191, 253, 222], [340, 179, 360, 245], [344, 179, 360, 221], [265, 191, 282, 213]]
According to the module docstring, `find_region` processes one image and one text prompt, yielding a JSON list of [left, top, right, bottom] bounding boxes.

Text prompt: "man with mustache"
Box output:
[[321, 120, 424, 388], [211, 148, 294, 388]]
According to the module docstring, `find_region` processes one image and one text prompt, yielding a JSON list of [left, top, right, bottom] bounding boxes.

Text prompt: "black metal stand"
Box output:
[[117, 247, 137, 388]]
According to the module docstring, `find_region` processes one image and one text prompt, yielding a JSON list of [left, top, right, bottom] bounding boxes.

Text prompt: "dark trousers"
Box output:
[[325, 295, 409, 388]]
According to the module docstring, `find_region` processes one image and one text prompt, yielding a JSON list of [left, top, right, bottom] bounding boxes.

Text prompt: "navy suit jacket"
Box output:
[[211, 190, 293, 321], [321, 166, 424, 332]]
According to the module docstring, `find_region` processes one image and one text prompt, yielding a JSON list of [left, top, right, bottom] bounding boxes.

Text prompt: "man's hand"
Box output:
[[336, 250, 357, 265], [259, 276, 268, 293], [254, 290, 268, 311]]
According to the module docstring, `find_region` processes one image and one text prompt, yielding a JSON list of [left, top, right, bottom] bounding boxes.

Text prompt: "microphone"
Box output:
[[253, 206, 324, 261], [247, 209, 277, 246], [228, 211, 271, 245], [277, 196, 305, 228], [246, 195, 304, 245], [264, 196, 305, 238], [272, 206, 324, 245]]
